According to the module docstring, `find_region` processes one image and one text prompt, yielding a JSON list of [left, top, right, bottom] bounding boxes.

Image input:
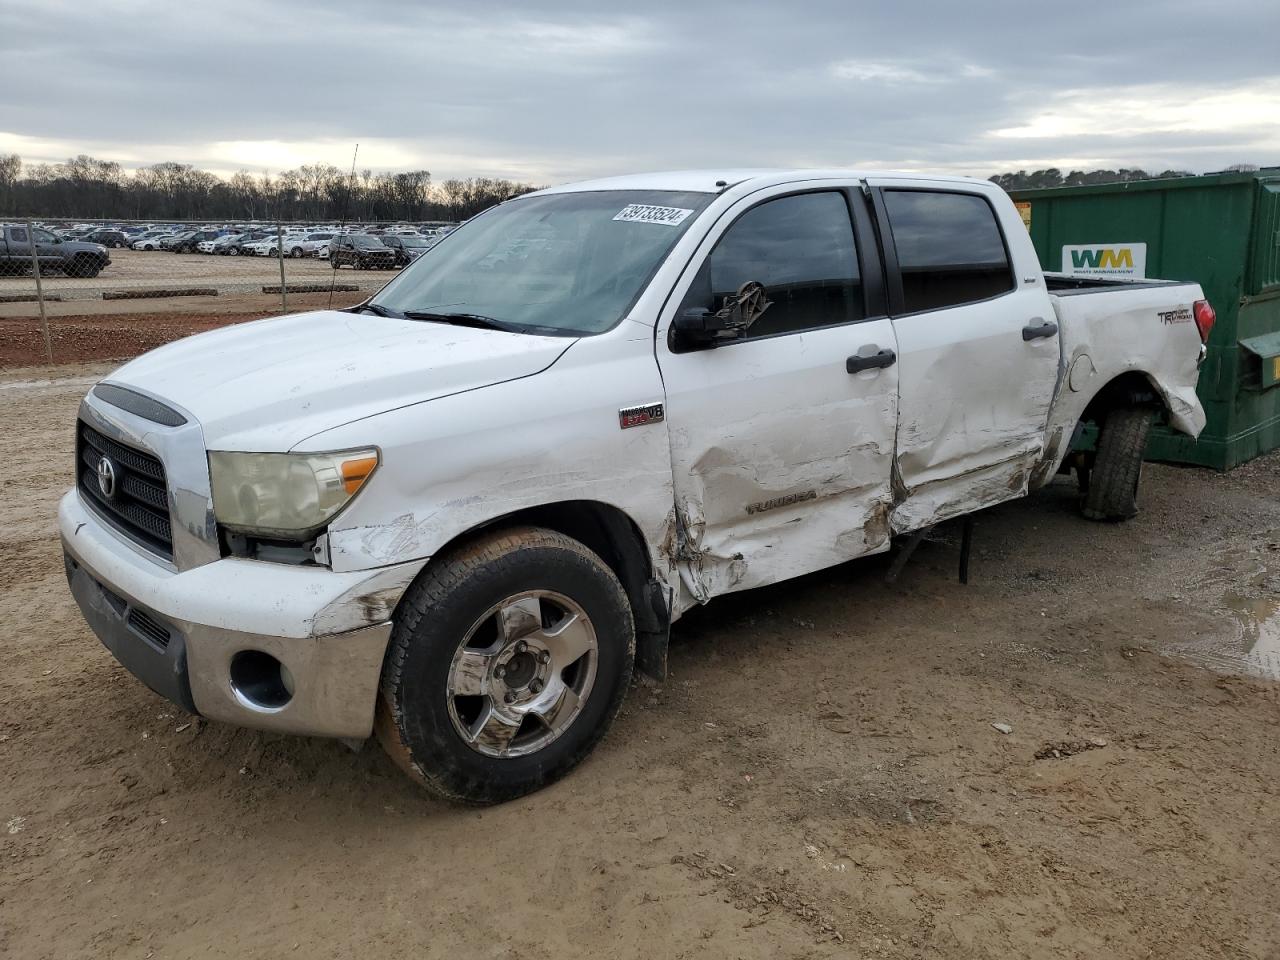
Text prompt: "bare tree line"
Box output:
[[3, 154, 1266, 221], [986, 164, 1267, 191], [0, 154, 539, 222]]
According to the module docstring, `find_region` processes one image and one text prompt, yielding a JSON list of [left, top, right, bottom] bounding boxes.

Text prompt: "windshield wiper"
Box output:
[[402, 310, 521, 332], [350, 302, 400, 318]]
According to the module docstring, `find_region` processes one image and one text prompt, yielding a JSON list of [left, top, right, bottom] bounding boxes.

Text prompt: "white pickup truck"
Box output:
[[60, 170, 1214, 803]]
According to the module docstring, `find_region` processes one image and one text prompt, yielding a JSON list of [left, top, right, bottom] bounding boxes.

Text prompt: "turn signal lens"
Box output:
[[1193, 299, 1215, 344], [341, 455, 379, 495]]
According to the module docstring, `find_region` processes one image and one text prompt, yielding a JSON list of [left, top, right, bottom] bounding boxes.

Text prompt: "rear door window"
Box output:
[[882, 191, 1014, 313]]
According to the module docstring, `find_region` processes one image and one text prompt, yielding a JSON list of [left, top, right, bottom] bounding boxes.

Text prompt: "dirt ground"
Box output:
[[0, 291, 367, 367], [1, 357, 1278, 959]]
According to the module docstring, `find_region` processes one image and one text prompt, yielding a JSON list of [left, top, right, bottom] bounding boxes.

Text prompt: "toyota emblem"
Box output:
[[96, 455, 117, 498]]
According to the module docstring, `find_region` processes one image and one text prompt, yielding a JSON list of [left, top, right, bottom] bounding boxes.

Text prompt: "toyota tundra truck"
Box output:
[[60, 170, 1213, 803], [1, 223, 111, 277]]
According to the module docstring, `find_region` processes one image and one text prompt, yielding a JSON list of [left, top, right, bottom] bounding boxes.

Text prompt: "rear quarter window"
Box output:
[[883, 190, 1014, 313]]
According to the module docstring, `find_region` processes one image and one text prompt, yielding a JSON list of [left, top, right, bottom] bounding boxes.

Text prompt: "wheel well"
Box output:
[[412, 500, 670, 679], [1080, 371, 1169, 427]]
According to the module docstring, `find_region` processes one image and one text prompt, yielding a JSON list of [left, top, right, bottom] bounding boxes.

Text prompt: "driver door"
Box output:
[[656, 185, 899, 603]]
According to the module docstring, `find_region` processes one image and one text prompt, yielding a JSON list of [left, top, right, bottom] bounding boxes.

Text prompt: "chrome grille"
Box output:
[[77, 421, 173, 559]]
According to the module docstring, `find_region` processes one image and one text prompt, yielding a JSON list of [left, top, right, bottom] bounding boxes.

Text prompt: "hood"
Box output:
[[103, 310, 575, 451]]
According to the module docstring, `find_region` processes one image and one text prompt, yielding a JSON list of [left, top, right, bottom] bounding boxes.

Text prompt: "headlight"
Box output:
[[209, 449, 379, 539]]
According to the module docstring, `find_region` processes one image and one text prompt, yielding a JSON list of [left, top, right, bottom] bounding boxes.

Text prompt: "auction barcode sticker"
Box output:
[[613, 204, 694, 226]]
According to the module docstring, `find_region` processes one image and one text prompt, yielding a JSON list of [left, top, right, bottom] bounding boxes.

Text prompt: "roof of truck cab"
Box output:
[[528, 169, 994, 196]]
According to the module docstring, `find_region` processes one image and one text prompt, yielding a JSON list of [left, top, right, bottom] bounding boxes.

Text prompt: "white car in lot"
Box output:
[[281, 232, 335, 258], [238, 237, 272, 257], [243, 236, 305, 257], [60, 169, 1213, 805], [131, 232, 172, 251]]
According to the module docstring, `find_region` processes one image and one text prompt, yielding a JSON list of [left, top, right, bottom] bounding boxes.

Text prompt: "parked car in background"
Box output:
[[170, 230, 225, 253], [330, 233, 396, 269], [240, 237, 276, 257], [0, 223, 111, 277], [131, 230, 175, 251], [159, 231, 197, 252], [279, 232, 334, 258], [221, 232, 272, 255], [209, 233, 244, 254], [380, 234, 436, 266], [85, 229, 129, 248]]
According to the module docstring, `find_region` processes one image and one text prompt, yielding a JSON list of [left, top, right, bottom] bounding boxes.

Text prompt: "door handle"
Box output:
[[1022, 318, 1058, 341], [846, 347, 897, 373]]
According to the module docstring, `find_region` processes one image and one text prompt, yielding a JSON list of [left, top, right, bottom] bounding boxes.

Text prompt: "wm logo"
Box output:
[[1070, 248, 1134, 269]]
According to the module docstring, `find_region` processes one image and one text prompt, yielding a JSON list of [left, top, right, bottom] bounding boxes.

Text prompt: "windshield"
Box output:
[[371, 189, 713, 335], [351, 235, 386, 248]]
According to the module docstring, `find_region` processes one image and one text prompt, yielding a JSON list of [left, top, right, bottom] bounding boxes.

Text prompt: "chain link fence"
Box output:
[[0, 217, 455, 367]]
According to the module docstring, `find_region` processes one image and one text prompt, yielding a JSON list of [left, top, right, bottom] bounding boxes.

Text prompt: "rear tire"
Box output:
[[376, 526, 635, 805], [1081, 406, 1152, 522]]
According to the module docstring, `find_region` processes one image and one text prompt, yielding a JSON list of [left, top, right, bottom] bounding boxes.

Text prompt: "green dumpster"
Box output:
[[1011, 168, 1280, 469]]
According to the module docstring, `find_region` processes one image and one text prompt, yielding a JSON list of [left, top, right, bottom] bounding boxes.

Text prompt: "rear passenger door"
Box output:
[[866, 179, 1059, 533]]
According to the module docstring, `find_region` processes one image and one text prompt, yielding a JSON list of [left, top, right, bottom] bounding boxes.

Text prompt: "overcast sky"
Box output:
[[1, 0, 1277, 185]]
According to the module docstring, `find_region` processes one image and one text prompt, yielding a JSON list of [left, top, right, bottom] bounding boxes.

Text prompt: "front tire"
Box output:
[[377, 526, 635, 805], [1082, 406, 1153, 521], [69, 255, 101, 278]]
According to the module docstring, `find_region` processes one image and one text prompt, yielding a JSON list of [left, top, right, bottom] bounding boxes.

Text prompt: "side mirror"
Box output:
[[672, 281, 772, 348]]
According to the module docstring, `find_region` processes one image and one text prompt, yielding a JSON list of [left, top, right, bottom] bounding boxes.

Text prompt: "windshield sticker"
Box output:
[[613, 204, 694, 226]]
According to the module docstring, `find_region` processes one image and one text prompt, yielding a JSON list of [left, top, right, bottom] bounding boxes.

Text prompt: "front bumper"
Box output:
[[60, 489, 417, 739]]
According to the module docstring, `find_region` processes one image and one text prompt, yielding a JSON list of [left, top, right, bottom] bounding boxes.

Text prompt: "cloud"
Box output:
[[830, 61, 936, 84], [829, 60, 996, 84], [990, 79, 1280, 142], [0, 0, 1276, 183]]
